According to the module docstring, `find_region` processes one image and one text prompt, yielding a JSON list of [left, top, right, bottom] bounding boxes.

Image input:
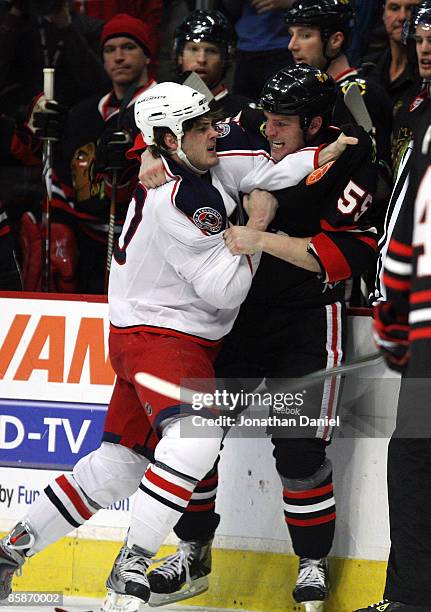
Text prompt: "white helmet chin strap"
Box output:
[[176, 134, 207, 175]]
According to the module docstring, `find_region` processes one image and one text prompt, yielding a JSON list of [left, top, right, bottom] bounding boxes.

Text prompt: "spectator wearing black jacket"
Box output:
[[361, 0, 421, 117]]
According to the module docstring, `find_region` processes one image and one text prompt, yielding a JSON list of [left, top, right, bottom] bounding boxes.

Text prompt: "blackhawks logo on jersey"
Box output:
[[306, 161, 335, 185], [193, 207, 223, 233], [340, 78, 366, 96], [316, 71, 328, 83]]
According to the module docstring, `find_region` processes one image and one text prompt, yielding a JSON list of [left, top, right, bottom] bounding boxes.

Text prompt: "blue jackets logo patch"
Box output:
[[193, 207, 223, 233], [215, 123, 231, 138]]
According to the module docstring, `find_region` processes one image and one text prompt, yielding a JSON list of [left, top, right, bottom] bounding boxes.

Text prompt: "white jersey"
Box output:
[[109, 156, 261, 342], [109, 118, 319, 342]]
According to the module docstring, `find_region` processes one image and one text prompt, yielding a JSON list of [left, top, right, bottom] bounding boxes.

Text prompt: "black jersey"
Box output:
[[211, 86, 255, 118], [391, 84, 427, 173], [246, 123, 379, 308], [51, 83, 156, 244], [381, 98, 431, 377]]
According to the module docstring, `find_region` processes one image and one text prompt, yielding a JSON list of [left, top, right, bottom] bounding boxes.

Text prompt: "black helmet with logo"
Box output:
[[260, 64, 337, 131]]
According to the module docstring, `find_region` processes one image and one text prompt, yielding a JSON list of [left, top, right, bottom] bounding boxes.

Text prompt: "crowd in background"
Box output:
[[0, 0, 423, 298]]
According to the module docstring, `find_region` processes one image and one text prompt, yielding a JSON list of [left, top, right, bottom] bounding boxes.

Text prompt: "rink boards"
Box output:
[[0, 293, 399, 611]]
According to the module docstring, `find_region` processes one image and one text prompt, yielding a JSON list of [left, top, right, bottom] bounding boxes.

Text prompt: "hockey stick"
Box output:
[[135, 351, 383, 405], [104, 84, 136, 293], [41, 67, 55, 292], [181, 70, 215, 103], [104, 167, 118, 292], [343, 82, 373, 134]]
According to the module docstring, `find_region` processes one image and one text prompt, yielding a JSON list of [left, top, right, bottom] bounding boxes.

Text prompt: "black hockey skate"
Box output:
[[355, 600, 431, 611], [0, 521, 34, 600], [103, 543, 152, 612], [292, 557, 328, 612], [148, 539, 212, 607]]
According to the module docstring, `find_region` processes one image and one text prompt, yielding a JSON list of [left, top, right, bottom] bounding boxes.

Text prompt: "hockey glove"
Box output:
[[95, 129, 133, 173], [27, 94, 68, 142], [373, 301, 409, 373]]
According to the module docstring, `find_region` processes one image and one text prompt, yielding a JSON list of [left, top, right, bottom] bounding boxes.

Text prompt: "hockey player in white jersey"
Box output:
[[0, 82, 278, 610]]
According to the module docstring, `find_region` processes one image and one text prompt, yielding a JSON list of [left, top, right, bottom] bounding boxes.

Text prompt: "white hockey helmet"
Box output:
[[134, 82, 210, 146]]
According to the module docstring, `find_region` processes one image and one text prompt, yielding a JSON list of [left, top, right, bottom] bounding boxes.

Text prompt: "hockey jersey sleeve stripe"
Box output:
[[388, 237, 413, 257], [245, 254, 253, 274], [409, 308, 431, 324], [411, 290, 431, 304], [383, 273, 411, 291], [355, 234, 378, 250], [310, 232, 351, 282], [384, 256, 413, 276], [410, 327, 431, 341]]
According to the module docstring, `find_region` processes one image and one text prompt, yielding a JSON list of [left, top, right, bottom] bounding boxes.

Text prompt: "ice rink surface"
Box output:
[[4, 597, 249, 612]]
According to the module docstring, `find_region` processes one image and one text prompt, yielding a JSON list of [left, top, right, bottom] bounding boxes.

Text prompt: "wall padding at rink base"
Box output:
[[0, 296, 398, 612], [5, 535, 387, 612]]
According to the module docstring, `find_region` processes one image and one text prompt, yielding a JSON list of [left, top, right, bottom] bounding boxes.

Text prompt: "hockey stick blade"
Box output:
[[344, 82, 373, 134], [135, 352, 383, 404], [181, 71, 215, 103]]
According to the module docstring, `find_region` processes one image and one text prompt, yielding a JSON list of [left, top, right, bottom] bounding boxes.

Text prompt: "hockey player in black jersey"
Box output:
[[355, 102, 431, 612], [285, 0, 392, 183], [144, 65, 379, 612], [355, 6, 431, 612], [174, 10, 255, 118], [375, 2, 431, 303]]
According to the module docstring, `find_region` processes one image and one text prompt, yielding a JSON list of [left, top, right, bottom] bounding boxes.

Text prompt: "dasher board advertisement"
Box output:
[[0, 295, 112, 470]]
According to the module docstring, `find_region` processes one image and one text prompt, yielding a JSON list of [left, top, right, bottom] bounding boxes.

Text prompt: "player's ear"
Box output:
[[163, 132, 178, 152], [328, 31, 344, 55], [308, 116, 323, 136]]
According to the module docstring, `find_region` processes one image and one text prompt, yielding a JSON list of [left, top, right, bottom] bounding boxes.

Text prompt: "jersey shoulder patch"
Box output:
[[215, 117, 267, 153], [171, 169, 228, 235], [306, 161, 335, 185]]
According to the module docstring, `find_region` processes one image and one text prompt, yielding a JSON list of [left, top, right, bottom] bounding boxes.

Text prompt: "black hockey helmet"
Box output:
[[173, 10, 235, 64], [260, 64, 337, 132], [285, 0, 355, 48], [402, 0, 431, 44]]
